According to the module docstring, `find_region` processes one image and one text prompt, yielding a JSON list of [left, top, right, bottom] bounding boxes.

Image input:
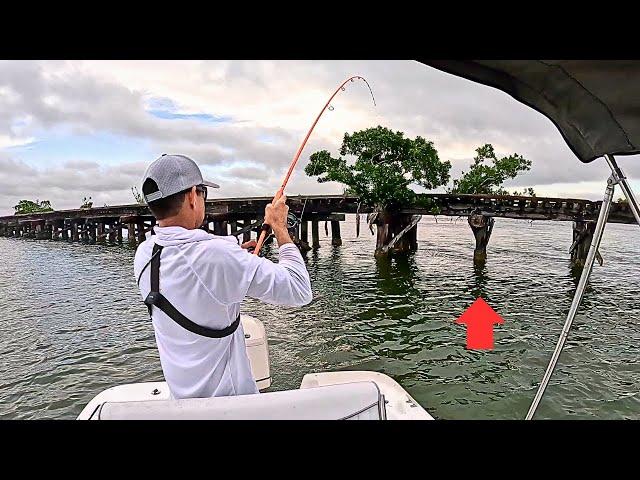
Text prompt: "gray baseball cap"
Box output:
[[142, 154, 219, 203]]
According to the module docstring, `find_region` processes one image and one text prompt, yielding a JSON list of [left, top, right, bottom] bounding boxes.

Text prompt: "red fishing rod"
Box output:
[[253, 75, 376, 256]]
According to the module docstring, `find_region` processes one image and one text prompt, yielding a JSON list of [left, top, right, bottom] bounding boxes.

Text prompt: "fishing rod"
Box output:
[[252, 75, 376, 256]]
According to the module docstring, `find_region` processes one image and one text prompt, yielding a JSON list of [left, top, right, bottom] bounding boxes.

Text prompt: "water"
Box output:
[[1, 217, 639, 420]]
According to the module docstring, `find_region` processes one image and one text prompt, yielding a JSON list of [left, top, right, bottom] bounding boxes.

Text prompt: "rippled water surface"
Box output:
[[1, 216, 639, 419]]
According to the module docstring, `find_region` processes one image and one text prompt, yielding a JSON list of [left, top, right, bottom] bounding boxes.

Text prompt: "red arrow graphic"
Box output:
[[455, 297, 504, 350]]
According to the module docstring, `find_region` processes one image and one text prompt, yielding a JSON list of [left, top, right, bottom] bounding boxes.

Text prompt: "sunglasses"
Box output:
[[195, 184, 208, 201]]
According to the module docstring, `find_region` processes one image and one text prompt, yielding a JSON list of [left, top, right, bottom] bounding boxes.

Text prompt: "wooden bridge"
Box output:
[[0, 194, 636, 263]]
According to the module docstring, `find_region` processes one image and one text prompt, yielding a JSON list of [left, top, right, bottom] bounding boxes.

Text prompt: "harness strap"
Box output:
[[144, 243, 240, 339]]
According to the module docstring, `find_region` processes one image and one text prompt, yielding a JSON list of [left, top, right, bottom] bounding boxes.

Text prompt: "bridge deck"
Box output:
[[0, 194, 635, 224]]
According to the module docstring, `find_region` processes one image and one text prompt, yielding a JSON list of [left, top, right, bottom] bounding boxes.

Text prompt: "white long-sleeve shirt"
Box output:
[[133, 225, 312, 399]]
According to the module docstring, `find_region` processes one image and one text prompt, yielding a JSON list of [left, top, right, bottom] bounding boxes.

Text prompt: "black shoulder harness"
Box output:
[[143, 243, 240, 338]]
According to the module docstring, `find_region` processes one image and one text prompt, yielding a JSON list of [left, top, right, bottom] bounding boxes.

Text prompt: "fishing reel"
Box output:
[[263, 212, 300, 240], [240, 213, 301, 254], [286, 212, 300, 230]]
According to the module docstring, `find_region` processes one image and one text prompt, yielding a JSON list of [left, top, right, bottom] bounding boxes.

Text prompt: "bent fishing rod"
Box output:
[[252, 75, 376, 256]]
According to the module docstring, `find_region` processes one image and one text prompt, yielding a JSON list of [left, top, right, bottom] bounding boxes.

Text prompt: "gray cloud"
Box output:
[[63, 160, 100, 170], [2, 60, 640, 216], [0, 61, 298, 168], [224, 165, 271, 181], [0, 154, 147, 215]]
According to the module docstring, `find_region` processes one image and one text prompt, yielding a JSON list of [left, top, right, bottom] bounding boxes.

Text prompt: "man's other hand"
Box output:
[[263, 194, 293, 246], [241, 240, 257, 252]]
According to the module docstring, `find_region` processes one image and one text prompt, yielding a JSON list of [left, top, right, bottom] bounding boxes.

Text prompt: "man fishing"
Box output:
[[134, 154, 313, 399]]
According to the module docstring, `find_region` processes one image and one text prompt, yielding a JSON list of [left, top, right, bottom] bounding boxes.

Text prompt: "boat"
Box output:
[[78, 315, 434, 420]]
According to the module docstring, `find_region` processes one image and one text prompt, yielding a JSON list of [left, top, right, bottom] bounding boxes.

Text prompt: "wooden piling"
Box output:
[[300, 220, 309, 248], [46, 221, 57, 240], [72, 222, 79, 242], [312, 219, 320, 248], [108, 223, 117, 243], [137, 220, 146, 244], [375, 222, 388, 253], [128, 222, 136, 246], [243, 217, 252, 242], [213, 221, 226, 236], [407, 222, 418, 250], [88, 222, 97, 244], [571, 220, 597, 267], [331, 220, 342, 246], [97, 222, 106, 244], [468, 213, 494, 262]]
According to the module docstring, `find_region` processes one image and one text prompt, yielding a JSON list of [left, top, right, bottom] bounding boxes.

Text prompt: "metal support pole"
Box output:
[[605, 154, 640, 227], [526, 174, 616, 419]]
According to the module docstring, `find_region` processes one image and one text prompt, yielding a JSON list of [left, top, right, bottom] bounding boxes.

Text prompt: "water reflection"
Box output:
[[374, 253, 420, 298], [470, 259, 488, 300], [566, 261, 596, 309]]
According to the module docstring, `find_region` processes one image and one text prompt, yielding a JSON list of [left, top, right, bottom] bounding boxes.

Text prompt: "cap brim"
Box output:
[[202, 180, 220, 189]]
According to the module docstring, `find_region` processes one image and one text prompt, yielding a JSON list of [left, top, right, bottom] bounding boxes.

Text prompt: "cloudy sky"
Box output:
[[1, 60, 639, 216]]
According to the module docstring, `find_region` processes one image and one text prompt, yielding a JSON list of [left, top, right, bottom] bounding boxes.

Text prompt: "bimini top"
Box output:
[[422, 60, 640, 163]]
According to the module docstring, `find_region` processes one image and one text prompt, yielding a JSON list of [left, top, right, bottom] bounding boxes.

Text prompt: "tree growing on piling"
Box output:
[[131, 186, 145, 205], [449, 144, 535, 196], [448, 144, 535, 262], [80, 196, 93, 209], [13, 200, 54, 215], [305, 126, 451, 255]]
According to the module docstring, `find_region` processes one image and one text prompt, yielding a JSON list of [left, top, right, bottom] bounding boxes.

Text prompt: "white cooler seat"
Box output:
[[92, 381, 386, 420]]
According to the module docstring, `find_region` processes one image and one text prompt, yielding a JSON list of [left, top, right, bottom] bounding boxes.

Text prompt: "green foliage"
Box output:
[[80, 196, 93, 209], [414, 196, 442, 214], [449, 144, 535, 196], [305, 126, 451, 211], [13, 199, 54, 215], [511, 187, 537, 197]]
